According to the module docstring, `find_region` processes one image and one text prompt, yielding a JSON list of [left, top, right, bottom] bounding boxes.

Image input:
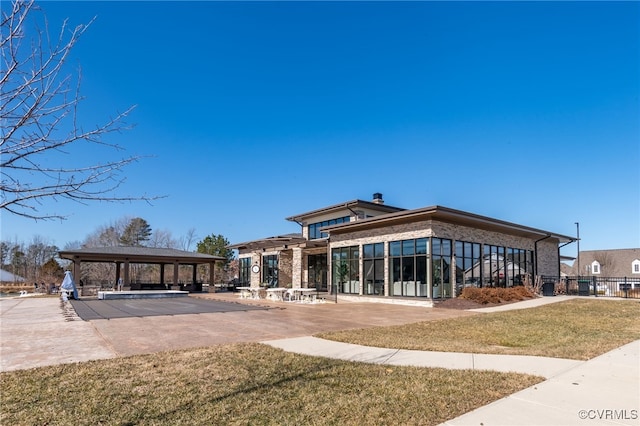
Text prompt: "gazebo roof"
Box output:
[[58, 246, 224, 264]]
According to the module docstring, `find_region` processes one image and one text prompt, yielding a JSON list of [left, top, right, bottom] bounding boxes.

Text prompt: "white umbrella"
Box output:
[[60, 271, 79, 300]]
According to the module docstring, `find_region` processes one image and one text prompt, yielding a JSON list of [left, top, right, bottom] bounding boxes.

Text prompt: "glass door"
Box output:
[[308, 254, 327, 291]]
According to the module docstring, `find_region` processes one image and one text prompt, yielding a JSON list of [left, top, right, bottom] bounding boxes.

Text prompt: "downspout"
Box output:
[[326, 234, 336, 303], [533, 235, 551, 279], [558, 239, 576, 278]]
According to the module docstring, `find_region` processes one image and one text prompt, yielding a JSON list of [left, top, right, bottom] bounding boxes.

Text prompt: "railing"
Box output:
[[540, 276, 640, 299]]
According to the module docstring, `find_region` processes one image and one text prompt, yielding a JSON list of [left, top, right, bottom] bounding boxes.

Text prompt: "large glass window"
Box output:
[[482, 245, 506, 287], [481, 245, 532, 288], [332, 246, 359, 294], [455, 241, 481, 295], [308, 216, 350, 239], [262, 255, 278, 287], [239, 257, 251, 286], [505, 248, 531, 286], [389, 238, 428, 297], [432, 238, 452, 298], [364, 243, 384, 295]]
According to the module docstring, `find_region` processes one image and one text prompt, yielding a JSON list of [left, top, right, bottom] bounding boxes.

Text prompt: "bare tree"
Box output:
[[592, 251, 614, 276], [82, 217, 130, 248], [1, 0, 159, 221], [25, 235, 57, 280], [79, 217, 129, 284], [178, 228, 198, 251], [149, 228, 177, 249]]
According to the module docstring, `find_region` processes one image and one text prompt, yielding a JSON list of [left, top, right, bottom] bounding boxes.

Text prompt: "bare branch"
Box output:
[[1, 0, 162, 221]]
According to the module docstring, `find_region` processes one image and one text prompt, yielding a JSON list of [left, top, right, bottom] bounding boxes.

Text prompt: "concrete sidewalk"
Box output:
[[263, 336, 583, 379], [443, 339, 640, 426], [263, 336, 639, 426]]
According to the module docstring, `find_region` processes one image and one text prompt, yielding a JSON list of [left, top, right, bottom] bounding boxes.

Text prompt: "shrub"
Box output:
[[459, 286, 534, 304]]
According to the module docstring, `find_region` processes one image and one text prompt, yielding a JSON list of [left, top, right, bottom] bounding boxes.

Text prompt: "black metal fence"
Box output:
[[540, 276, 640, 299]]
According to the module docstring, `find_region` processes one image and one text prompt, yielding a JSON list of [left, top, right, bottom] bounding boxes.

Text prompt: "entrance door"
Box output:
[[308, 254, 327, 291]]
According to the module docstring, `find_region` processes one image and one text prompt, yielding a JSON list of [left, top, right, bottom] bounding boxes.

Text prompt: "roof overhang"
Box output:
[[58, 247, 225, 264], [286, 199, 405, 223], [322, 205, 576, 244], [228, 234, 308, 251]]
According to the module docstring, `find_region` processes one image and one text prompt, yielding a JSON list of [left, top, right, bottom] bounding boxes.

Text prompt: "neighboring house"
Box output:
[[0, 268, 26, 284], [571, 249, 640, 277], [560, 262, 574, 277], [229, 193, 574, 304]]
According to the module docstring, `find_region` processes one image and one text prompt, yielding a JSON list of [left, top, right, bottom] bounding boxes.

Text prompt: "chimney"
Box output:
[[372, 193, 384, 205]]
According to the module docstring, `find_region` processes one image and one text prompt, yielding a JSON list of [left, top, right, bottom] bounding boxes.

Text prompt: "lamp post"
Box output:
[[575, 222, 580, 277]]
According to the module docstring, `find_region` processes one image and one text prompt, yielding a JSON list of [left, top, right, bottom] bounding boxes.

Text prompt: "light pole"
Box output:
[[575, 222, 580, 277]]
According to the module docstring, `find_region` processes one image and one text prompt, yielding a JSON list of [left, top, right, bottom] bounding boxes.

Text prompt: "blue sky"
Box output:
[[2, 1, 639, 258]]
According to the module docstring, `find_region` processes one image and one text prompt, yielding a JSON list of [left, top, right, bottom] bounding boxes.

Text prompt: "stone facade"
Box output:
[[278, 250, 293, 287], [331, 220, 540, 251], [292, 247, 303, 287]]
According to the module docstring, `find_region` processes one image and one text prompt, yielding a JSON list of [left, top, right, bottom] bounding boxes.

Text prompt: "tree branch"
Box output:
[[1, 0, 163, 221]]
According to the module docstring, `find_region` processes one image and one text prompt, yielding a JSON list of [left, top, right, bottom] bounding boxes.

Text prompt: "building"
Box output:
[[570, 248, 640, 277], [230, 194, 575, 305], [0, 268, 26, 284]]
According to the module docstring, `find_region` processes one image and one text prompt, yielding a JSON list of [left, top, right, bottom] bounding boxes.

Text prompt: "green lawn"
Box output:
[[318, 299, 640, 360]]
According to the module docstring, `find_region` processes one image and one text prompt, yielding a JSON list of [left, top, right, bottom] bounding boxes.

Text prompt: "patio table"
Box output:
[[287, 288, 317, 303], [236, 287, 251, 299], [237, 287, 262, 299], [266, 287, 287, 301]]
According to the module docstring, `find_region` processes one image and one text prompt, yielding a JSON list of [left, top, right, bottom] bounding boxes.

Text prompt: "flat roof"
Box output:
[[58, 246, 225, 264], [228, 234, 318, 251]]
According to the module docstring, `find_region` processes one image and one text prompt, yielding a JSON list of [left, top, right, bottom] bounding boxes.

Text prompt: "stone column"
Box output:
[[292, 247, 303, 287]]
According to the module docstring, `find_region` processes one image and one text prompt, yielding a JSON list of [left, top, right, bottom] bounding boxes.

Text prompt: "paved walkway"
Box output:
[[264, 336, 583, 379], [263, 337, 639, 426], [1, 294, 638, 425]]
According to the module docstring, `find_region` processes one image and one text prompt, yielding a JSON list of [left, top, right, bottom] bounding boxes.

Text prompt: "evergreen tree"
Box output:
[[40, 258, 65, 282], [120, 218, 152, 246], [196, 234, 233, 273]]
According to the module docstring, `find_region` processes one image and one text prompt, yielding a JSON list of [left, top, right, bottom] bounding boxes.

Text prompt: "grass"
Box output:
[[0, 344, 541, 426], [318, 299, 640, 360], [2, 298, 638, 425]]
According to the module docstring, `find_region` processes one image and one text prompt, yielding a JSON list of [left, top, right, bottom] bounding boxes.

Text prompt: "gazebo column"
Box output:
[[209, 262, 215, 291], [173, 262, 179, 287], [115, 262, 121, 287], [160, 264, 165, 285], [124, 260, 130, 286], [192, 264, 197, 285], [72, 260, 81, 286]]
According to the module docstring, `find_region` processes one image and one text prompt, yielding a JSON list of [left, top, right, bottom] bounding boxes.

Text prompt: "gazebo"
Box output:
[[58, 247, 225, 292]]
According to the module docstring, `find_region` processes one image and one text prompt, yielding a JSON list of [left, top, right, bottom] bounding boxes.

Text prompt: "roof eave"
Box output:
[[286, 199, 405, 223], [322, 205, 576, 244]]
